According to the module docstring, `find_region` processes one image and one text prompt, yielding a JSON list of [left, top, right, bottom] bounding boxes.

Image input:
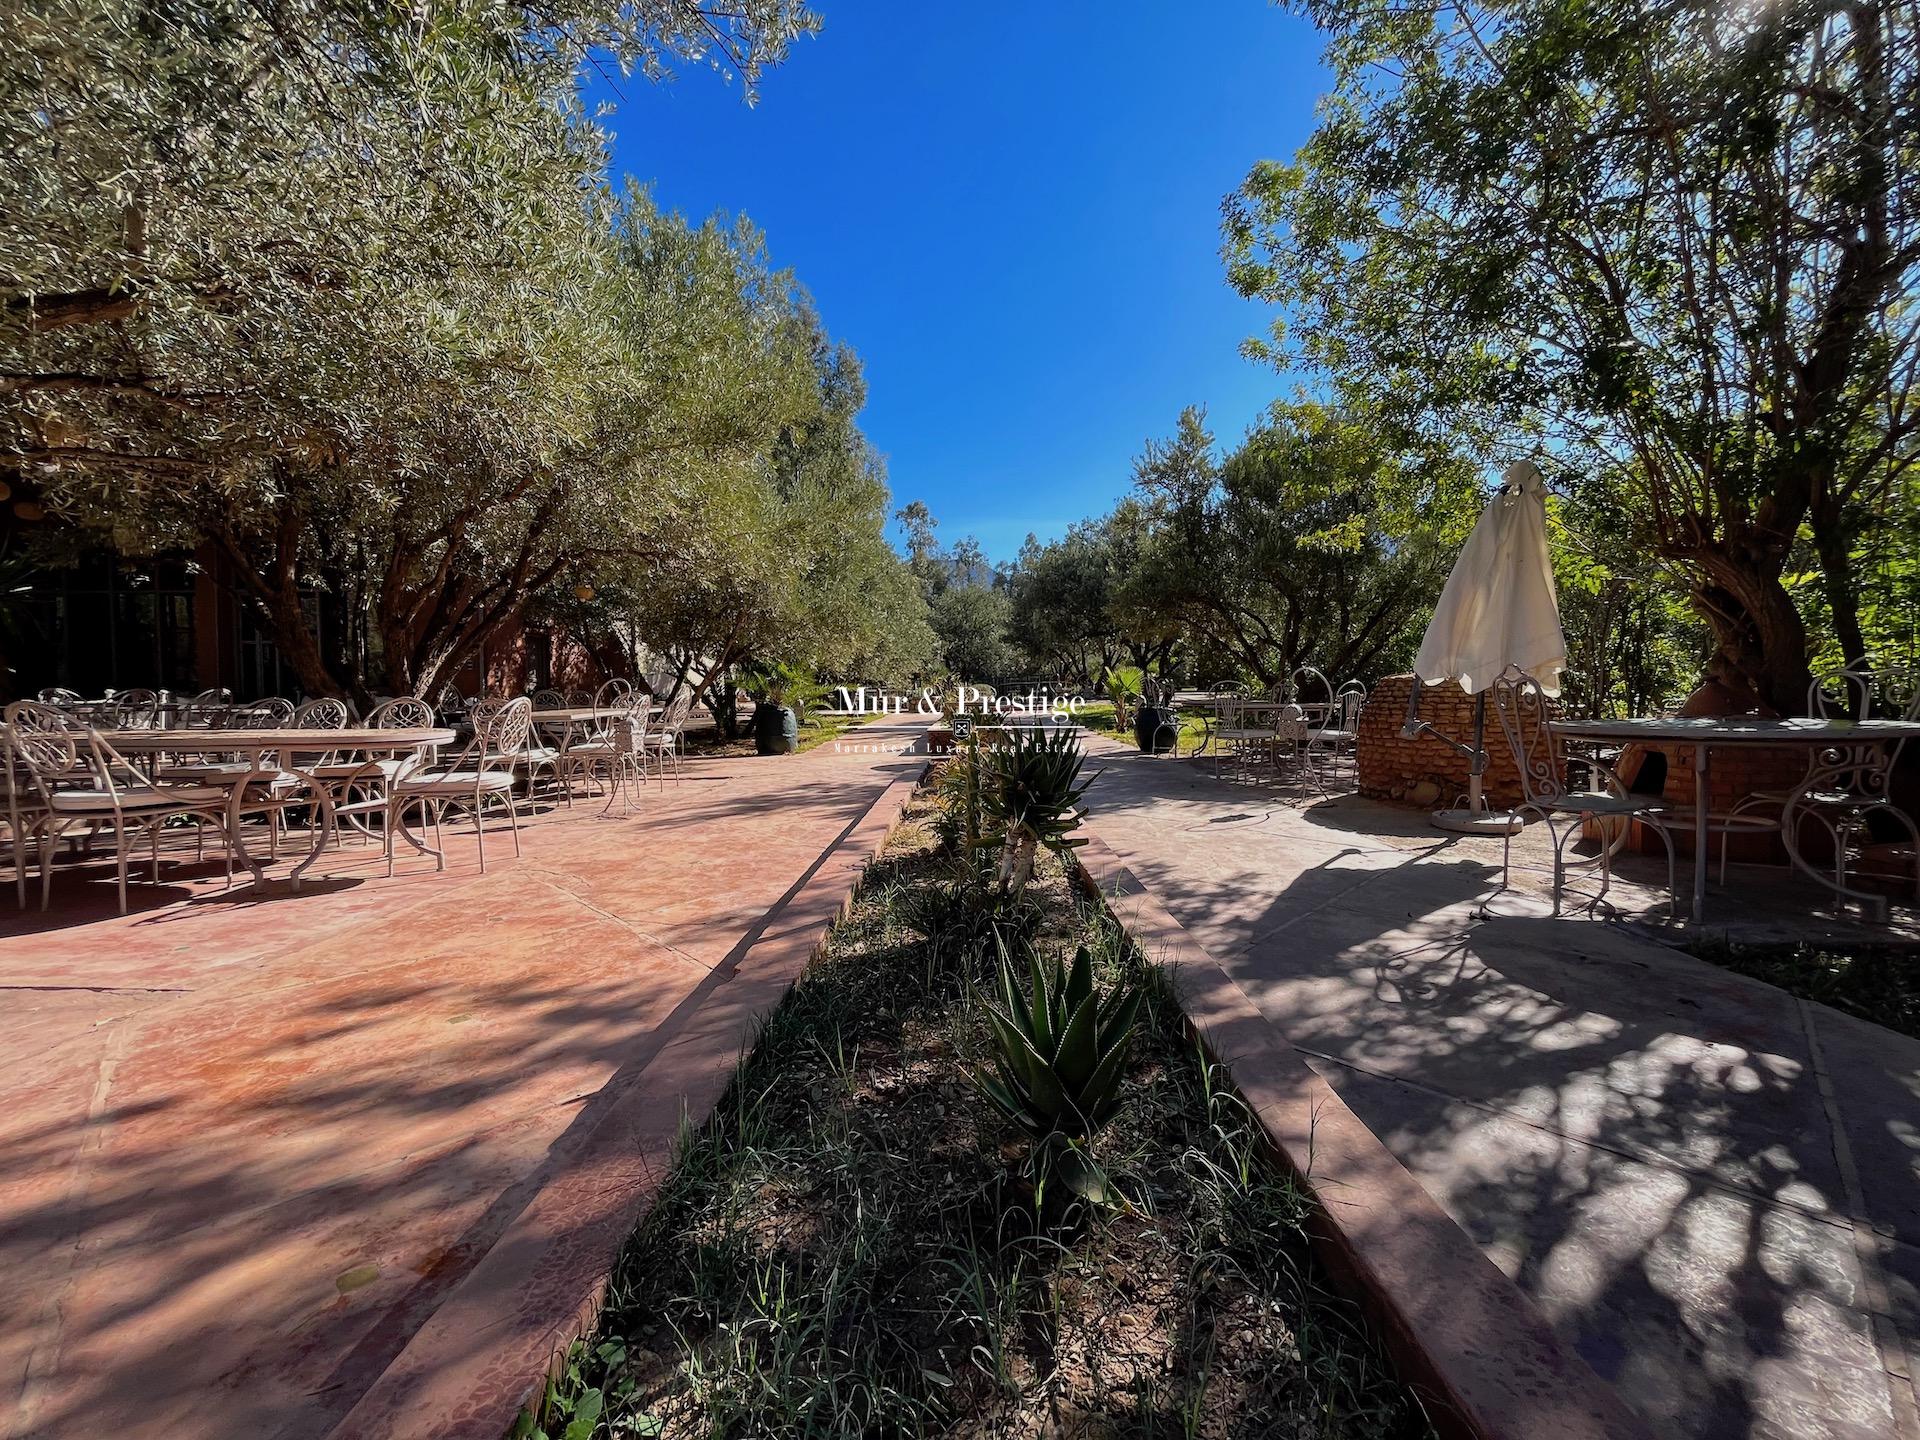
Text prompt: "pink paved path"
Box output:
[[1, 727, 925, 1440]]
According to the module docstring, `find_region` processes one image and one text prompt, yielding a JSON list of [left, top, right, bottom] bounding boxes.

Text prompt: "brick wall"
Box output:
[[1615, 741, 1812, 861], [1357, 674, 1542, 809]]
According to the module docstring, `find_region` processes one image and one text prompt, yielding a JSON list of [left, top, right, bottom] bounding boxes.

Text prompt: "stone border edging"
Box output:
[[1070, 830, 1653, 1440], [322, 764, 929, 1440]]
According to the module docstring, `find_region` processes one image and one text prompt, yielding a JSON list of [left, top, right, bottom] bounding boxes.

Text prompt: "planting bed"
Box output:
[[518, 774, 1433, 1439]]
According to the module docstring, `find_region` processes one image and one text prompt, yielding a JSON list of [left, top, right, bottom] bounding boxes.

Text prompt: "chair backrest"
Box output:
[[1809, 668, 1872, 721], [1491, 670, 1567, 807], [4, 703, 83, 802], [368, 697, 435, 729], [1291, 666, 1336, 736], [434, 682, 466, 715], [666, 688, 694, 728], [1336, 681, 1367, 731], [109, 688, 162, 728], [532, 688, 567, 709], [293, 697, 352, 729], [181, 687, 233, 726], [468, 695, 511, 725], [36, 687, 83, 707], [612, 692, 652, 754], [593, 678, 633, 709], [476, 697, 533, 768], [1876, 665, 1913, 713], [237, 697, 295, 729]]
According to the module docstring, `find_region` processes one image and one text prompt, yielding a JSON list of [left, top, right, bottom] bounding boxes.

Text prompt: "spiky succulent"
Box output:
[[977, 727, 1091, 894], [975, 938, 1143, 1143]]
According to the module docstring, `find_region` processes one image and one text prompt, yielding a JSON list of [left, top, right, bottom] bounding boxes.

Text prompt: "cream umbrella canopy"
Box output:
[[1405, 460, 1568, 832]]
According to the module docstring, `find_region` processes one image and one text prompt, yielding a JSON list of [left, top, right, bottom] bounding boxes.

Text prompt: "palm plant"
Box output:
[[1102, 664, 1145, 728], [743, 660, 826, 718], [976, 727, 1091, 894]]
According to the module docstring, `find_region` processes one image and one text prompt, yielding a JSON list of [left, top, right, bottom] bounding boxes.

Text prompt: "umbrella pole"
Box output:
[[1429, 689, 1523, 833]]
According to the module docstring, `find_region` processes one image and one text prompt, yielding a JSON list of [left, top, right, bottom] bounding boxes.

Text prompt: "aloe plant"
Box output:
[[977, 727, 1091, 894], [975, 938, 1143, 1144]]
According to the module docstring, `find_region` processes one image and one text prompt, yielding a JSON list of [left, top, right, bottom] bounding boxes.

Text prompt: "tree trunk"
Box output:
[[1687, 550, 1813, 716], [1809, 501, 1871, 677]]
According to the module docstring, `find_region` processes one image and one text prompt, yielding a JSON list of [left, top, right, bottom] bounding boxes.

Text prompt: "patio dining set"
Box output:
[[1191, 665, 1370, 802], [0, 679, 698, 915]]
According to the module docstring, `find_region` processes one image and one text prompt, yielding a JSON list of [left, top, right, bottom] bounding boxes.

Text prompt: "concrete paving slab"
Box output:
[[1082, 740, 1920, 1440]]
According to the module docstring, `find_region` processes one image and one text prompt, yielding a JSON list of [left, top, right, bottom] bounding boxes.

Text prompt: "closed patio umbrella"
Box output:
[[1405, 459, 1567, 832]]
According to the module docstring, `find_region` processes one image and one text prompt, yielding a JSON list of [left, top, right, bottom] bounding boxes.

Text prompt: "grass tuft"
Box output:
[[518, 778, 1433, 1439]]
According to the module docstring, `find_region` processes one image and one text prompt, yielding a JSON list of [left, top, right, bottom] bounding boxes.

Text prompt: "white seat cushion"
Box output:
[[50, 785, 227, 812], [396, 771, 515, 795], [309, 758, 410, 780]]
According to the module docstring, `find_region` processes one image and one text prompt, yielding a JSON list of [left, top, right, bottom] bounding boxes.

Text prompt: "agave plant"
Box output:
[[977, 727, 1091, 894], [976, 937, 1143, 1144]]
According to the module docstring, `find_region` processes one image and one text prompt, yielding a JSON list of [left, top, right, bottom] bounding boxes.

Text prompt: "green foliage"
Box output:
[[1101, 664, 1145, 726], [1118, 403, 1478, 688], [742, 659, 826, 717], [928, 582, 1017, 684], [977, 727, 1092, 895], [0, 0, 925, 706], [975, 936, 1145, 1145], [1223, 0, 1920, 711], [1688, 939, 1920, 1041]]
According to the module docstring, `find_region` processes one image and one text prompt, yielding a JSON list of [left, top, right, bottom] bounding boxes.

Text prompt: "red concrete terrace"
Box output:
[[0, 725, 926, 1440]]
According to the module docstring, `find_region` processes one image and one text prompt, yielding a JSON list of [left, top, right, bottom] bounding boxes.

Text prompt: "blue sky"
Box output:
[[590, 2, 1327, 561]]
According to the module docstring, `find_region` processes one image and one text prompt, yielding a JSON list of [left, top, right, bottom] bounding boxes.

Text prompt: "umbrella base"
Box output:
[[1430, 807, 1525, 836]]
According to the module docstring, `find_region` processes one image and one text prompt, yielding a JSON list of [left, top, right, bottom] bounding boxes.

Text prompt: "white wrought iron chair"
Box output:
[[4, 702, 232, 914], [387, 696, 530, 874], [642, 688, 694, 783], [327, 697, 438, 845], [1489, 669, 1678, 920], [1289, 665, 1348, 797], [179, 687, 234, 727], [1726, 666, 1920, 916], [601, 693, 657, 813], [556, 692, 625, 801], [109, 688, 163, 728]]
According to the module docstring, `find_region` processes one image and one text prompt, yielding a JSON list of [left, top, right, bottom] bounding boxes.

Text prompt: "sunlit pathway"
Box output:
[[0, 723, 927, 1440], [1080, 739, 1920, 1440]]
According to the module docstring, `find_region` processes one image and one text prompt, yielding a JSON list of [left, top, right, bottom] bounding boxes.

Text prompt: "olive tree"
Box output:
[[1225, 0, 1920, 712]]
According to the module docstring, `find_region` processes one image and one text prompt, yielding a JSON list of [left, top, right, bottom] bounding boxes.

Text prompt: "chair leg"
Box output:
[[474, 792, 486, 875], [506, 786, 522, 858], [1550, 819, 1567, 917], [1662, 824, 1678, 922], [115, 823, 132, 915]]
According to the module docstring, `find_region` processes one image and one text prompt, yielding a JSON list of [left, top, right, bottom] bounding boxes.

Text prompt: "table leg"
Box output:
[[223, 750, 330, 891], [1692, 742, 1709, 924], [283, 764, 333, 889], [225, 754, 268, 886]]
